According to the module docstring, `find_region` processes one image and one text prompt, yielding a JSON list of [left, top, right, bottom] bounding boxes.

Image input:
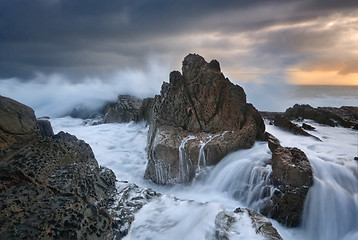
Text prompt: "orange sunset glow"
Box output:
[[289, 69, 358, 85]]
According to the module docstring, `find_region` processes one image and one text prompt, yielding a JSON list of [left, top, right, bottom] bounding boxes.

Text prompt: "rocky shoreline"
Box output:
[[101, 54, 317, 227], [0, 96, 117, 239], [1, 54, 357, 239], [0, 94, 283, 239], [77, 54, 357, 228]]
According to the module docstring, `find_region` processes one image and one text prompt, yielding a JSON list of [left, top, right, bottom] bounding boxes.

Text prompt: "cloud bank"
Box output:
[[1, 0, 358, 82], [0, 59, 169, 117]]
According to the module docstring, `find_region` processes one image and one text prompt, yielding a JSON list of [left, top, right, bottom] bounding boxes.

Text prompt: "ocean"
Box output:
[[242, 84, 358, 112], [49, 116, 358, 240], [1, 81, 358, 239]]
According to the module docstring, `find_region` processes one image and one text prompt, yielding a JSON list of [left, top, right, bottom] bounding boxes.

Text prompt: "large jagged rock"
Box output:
[[0, 96, 116, 239], [145, 54, 265, 184], [260, 134, 314, 227], [285, 104, 358, 129]]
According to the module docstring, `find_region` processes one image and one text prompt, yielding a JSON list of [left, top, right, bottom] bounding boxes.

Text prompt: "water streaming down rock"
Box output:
[[199, 143, 276, 211], [197, 140, 207, 171], [265, 121, 358, 240], [47, 114, 358, 239], [178, 135, 196, 182], [145, 54, 265, 185], [196, 133, 224, 174]]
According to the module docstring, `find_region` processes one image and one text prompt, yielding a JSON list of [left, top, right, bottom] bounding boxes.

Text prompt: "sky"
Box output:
[[0, 0, 357, 116]]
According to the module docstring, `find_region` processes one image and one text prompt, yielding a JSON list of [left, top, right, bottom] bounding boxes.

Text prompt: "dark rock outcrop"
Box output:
[[138, 97, 155, 123], [0, 96, 40, 152], [103, 95, 154, 124], [37, 119, 54, 136], [285, 104, 358, 129], [260, 134, 314, 227], [0, 96, 116, 239], [215, 208, 282, 240], [145, 54, 265, 184], [110, 182, 160, 238], [302, 123, 315, 131], [273, 114, 321, 141], [103, 95, 142, 123]]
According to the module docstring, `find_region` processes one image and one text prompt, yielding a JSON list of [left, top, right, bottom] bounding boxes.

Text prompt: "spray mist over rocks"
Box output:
[[0, 58, 170, 118], [1, 53, 357, 118]]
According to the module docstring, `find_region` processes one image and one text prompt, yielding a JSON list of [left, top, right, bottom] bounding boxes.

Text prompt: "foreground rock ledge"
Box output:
[[0, 96, 116, 240], [145, 54, 265, 184]]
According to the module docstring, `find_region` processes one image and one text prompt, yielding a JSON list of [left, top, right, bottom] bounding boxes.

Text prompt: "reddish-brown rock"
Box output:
[[260, 137, 314, 227], [145, 54, 265, 184]]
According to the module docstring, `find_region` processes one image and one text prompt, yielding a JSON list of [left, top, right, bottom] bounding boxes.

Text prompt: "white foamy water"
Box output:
[[50, 117, 149, 185], [266, 120, 358, 240], [50, 117, 358, 240]]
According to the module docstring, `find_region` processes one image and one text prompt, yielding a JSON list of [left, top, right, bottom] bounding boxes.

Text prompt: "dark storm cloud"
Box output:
[[0, 0, 261, 79], [1, 0, 358, 81]]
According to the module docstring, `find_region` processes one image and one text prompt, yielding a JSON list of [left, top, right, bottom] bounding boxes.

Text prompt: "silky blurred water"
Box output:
[[50, 116, 358, 240]]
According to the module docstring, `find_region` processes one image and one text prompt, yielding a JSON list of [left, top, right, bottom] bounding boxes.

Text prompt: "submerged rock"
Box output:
[[273, 114, 321, 141], [261, 134, 314, 227], [145, 54, 265, 184], [0, 96, 116, 239], [302, 123, 315, 131], [114, 184, 282, 240], [215, 208, 282, 240], [109, 182, 160, 239]]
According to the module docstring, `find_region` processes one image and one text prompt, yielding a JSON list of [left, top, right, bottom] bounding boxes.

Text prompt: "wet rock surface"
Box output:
[[0, 96, 116, 239], [145, 54, 265, 184], [215, 208, 282, 240], [103, 95, 154, 124], [285, 104, 358, 129], [273, 114, 321, 141], [302, 122, 315, 131], [261, 134, 314, 227], [110, 182, 160, 239], [103, 95, 142, 123]]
